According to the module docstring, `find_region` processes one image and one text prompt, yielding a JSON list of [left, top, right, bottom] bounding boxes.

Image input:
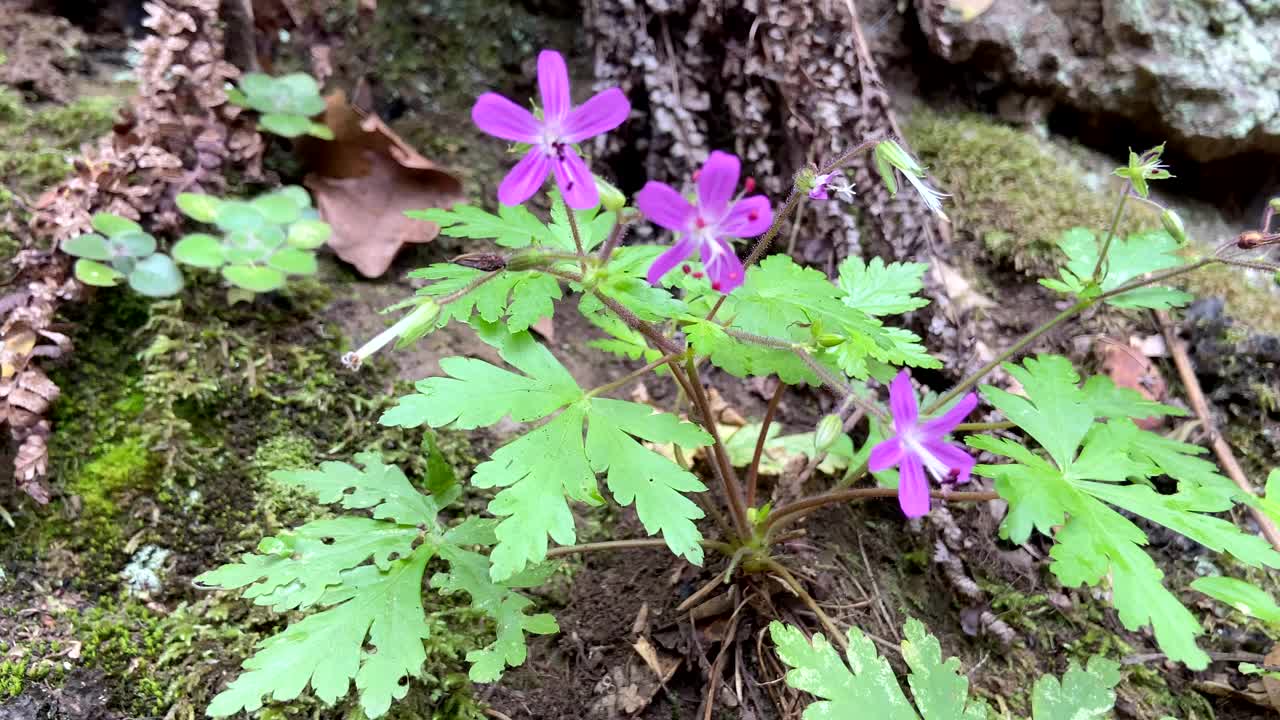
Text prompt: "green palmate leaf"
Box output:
[[410, 264, 561, 333], [381, 324, 580, 430], [771, 618, 1119, 720], [546, 189, 614, 252], [586, 398, 710, 564], [382, 323, 710, 581], [127, 254, 185, 297], [270, 452, 445, 525], [172, 233, 226, 268], [195, 515, 421, 611], [692, 255, 938, 385], [432, 546, 559, 682], [973, 354, 1280, 669], [408, 203, 550, 248], [1191, 576, 1280, 624], [91, 212, 142, 237], [202, 451, 558, 715], [206, 548, 433, 718], [474, 407, 597, 581], [176, 192, 222, 223], [837, 256, 930, 316], [900, 618, 989, 720], [723, 422, 855, 476], [1040, 228, 1193, 309], [74, 258, 124, 287], [1030, 656, 1121, 720]]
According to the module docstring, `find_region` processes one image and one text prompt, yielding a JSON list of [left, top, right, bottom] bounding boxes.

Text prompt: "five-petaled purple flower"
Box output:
[[472, 50, 631, 209], [638, 151, 772, 294], [868, 370, 978, 518]]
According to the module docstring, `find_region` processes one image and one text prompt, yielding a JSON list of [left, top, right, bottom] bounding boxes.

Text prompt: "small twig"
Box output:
[[761, 558, 848, 653], [1155, 310, 1280, 552], [702, 591, 746, 720]]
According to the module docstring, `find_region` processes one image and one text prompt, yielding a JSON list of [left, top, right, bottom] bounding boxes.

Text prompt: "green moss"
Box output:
[[0, 659, 27, 700], [0, 89, 118, 200], [906, 110, 1159, 276], [69, 437, 152, 520]]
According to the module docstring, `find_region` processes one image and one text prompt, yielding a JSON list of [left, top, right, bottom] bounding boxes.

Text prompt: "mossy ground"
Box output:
[[1, 275, 484, 718]]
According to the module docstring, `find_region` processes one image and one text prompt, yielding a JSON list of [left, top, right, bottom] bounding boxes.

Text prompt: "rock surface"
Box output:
[[915, 0, 1280, 161]]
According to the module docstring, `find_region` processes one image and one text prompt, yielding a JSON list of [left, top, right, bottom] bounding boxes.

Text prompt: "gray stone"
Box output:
[[916, 0, 1280, 161]]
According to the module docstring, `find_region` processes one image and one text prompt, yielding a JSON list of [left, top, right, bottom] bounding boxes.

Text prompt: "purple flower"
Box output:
[[809, 172, 835, 200], [472, 50, 631, 209], [638, 151, 772, 294], [868, 370, 978, 518]]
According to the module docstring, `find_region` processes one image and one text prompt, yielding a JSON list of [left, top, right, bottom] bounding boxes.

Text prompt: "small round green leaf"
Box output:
[[223, 264, 286, 293], [176, 193, 222, 223], [62, 233, 111, 260], [91, 213, 142, 237], [237, 72, 275, 103], [268, 248, 318, 276], [279, 73, 324, 112], [251, 191, 305, 224], [172, 233, 226, 268], [110, 231, 157, 258], [259, 113, 311, 138], [74, 258, 124, 287], [286, 219, 331, 249], [277, 186, 312, 209], [224, 226, 286, 264], [307, 123, 335, 140], [224, 87, 249, 107], [128, 254, 185, 297], [214, 201, 267, 233]]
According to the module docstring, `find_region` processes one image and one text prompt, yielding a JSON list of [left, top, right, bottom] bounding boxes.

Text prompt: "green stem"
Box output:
[[1091, 186, 1130, 281], [746, 380, 787, 508], [953, 421, 1015, 432], [544, 538, 732, 559], [758, 557, 849, 652], [564, 206, 587, 273], [584, 352, 683, 399]]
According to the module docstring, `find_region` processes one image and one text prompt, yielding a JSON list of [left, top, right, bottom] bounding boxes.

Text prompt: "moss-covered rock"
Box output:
[[906, 109, 1160, 277]]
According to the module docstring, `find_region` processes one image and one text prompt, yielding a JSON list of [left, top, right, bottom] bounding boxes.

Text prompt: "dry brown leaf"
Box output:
[[301, 92, 464, 277], [1097, 336, 1166, 430], [1265, 644, 1280, 711]]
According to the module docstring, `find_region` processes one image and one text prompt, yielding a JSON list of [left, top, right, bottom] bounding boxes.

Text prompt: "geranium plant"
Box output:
[[198, 49, 1280, 717]]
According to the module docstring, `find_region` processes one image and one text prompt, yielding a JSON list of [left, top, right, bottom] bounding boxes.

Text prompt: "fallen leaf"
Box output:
[[300, 91, 464, 277], [948, 0, 995, 21], [1264, 644, 1280, 711], [530, 316, 556, 343], [1097, 336, 1166, 429]]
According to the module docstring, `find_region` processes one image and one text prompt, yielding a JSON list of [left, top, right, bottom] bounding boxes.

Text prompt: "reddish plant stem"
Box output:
[[746, 380, 787, 508], [764, 488, 998, 537]]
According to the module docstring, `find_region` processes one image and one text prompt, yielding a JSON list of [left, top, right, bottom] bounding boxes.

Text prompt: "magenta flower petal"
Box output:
[[720, 195, 772, 237], [702, 237, 744, 292], [472, 93, 540, 142], [898, 455, 930, 518], [921, 392, 978, 437], [888, 370, 919, 431], [564, 88, 631, 143], [498, 151, 551, 207], [647, 235, 697, 285], [698, 151, 741, 216], [867, 436, 903, 472], [636, 181, 695, 231], [922, 440, 976, 484], [551, 146, 599, 209], [538, 50, 571, 123]]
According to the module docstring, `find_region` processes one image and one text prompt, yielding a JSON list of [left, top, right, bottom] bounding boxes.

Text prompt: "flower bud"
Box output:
[[873, 140, 922, 197], [814, 413, 843, 454], [1160, 209, 1187, 245], [1270, 197, 1280, 212], [344, 299, 441, 370], [594, 175, 626, 213], [794, 166, 818, 193], [816, 333, 846, 348]]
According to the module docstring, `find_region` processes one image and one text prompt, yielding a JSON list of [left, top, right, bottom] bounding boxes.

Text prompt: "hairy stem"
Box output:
[[597, 217, 631, 263], [564, 204, 587, 272], [746, 380, 787, 508], [1091, 185, 1131, 281], [544, 538, 732, 559], [953, 421, 1015, 432], [764, 488, 998, 537], [584, 352, 684, 399], [683, 355, 751, 536]]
